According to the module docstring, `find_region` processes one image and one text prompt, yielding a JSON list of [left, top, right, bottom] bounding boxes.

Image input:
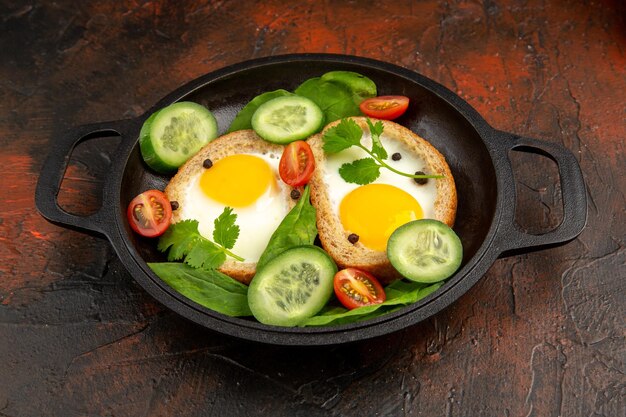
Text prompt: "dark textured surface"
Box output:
[[1, 1, 624, 416]]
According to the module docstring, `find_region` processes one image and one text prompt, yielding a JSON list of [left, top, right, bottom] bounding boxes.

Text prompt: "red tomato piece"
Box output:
[[359, 95, 410, 120], [279, 140, 316, 187], [126, 190, 172, 238], [333, 268, 386, 310]]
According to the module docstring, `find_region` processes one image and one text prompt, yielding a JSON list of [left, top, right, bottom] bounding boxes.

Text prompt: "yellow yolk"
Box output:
[[199, 154, 275, 207], [339, 183, 424, 251]]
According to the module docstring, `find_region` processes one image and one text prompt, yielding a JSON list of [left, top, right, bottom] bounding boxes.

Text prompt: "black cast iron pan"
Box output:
[[35, 54, 587, 345]]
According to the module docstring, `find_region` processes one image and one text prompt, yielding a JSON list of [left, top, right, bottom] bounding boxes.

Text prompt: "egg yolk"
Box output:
[[199, 154, 275, 207], [339, 184, 423, 251]]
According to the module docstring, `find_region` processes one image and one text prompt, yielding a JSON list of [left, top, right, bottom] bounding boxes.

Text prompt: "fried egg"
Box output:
[[177, 152, 290, 262], [323, 129, 438, 252]]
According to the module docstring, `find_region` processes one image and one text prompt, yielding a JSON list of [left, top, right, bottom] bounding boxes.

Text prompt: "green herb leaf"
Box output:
[[366, 118, 387, 160], [227, 89, 293, 133], [322, 118, 363, 154], [320, 71, 377, 105], [158, 215, 243, 269], [157, 219, 200, 260], [300, 281, 442, 326], [338, 158, 381, 185], [295, 78, 361, 123], [213, 207, 239, 250], [184, 239, 227, 270], [148, 262, 252, 316], [256, 185, 318, 271], [322, 117, 444, 185]]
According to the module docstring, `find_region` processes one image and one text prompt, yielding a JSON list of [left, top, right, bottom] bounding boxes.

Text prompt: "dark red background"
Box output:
[[1, 1, 624, 416]]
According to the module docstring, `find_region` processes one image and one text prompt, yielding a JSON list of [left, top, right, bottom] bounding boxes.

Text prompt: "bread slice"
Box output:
[[164, 129, 294, 284], [307, 117, 457, 284]]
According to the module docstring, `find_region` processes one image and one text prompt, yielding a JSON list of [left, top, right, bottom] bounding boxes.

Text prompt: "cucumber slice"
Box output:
[[251, 95, 324, 144], [387, 219, 463, 283], [248, 245, 337, 327], [139, 101, 218, 173], [227, 89, 293, 133]]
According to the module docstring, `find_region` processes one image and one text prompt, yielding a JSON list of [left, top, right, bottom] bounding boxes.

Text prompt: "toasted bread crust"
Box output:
[[164, 129, 291, 284], [307, 117, 457, 284]]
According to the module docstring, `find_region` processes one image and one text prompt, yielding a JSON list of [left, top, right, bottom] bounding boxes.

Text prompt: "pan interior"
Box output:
[[120, 60, 497, 324]]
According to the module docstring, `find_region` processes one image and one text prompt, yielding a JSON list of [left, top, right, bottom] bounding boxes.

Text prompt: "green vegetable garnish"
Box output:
[[256, 185, 318, 271], [148, 262, 252, 316], [299, 281, 442, 326], [157, 207, 243, 269], [322, 118, 444, 185], [294, 78, 362, 123], [228, 89, 293, 133], [320, 71, 377, 105]]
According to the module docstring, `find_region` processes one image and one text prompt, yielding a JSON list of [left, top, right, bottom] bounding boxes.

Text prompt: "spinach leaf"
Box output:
[[294, 78, 361, 123], [255, 185, 318, 271], [228, 89, 293, 132], [148, 262, 252, 317], [300, 281, 443, 326], [321, 71, 377, 104]]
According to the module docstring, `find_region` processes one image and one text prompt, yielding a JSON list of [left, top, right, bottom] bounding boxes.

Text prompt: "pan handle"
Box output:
[[35, 119, 136, 237], [491, 131, 587, 256]]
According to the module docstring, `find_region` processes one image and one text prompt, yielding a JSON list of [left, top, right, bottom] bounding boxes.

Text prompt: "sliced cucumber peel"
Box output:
[[387, 219, 463, 283], [139, 101, 218, 173], [251, 95, 324, 144], [248, 245, 337, 326]]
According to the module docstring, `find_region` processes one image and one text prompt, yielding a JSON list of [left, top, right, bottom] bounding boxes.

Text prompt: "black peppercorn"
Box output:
[[348, 233, 359, 244], [170, 201, 179, 210], [392, 152, 402, 161], [413, 171, 428, 185], [290, 189, 301, 200], [202, 159, 213, 169]]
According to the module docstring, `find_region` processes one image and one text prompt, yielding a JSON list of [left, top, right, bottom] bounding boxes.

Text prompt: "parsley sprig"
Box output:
[[157, 207, 244, 270], [322, 118, 444, 185]]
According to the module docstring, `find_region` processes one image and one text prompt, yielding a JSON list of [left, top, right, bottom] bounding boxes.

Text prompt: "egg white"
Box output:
[[323, 130, 438, 220], [177, 152, 290, 263]]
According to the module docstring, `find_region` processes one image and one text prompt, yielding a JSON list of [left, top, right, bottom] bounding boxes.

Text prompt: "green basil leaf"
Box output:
[[228, 89, 293, 133], [148, 262, 252, 316], [256, 185, 317, 271]]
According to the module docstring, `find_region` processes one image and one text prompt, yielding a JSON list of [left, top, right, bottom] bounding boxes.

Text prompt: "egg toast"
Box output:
[[307, 117, 457, 284], [165, 129, 295, 284]]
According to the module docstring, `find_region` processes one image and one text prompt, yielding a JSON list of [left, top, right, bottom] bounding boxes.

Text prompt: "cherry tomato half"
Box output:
[[126, 190, 172, 238], [279, 140, 316, 187], [333, 268, 386, 310], [359, 95, 410, 120]]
